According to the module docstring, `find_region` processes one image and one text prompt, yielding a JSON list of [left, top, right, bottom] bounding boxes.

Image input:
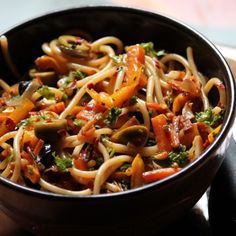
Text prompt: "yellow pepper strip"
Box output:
[[131, 153, 145, 189], [0, 98, 35, 136], [208, 125, 222, 143], [0, 117, 15, 136], [172, 93, 191, 114], [9, 98, 35, 124]]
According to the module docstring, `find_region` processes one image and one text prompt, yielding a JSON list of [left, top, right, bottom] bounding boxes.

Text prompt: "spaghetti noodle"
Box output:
[[0, 34, 226, 195]]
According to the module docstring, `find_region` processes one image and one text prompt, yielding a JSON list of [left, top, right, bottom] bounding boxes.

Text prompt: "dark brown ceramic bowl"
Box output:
[[0, 6, 235, 235]]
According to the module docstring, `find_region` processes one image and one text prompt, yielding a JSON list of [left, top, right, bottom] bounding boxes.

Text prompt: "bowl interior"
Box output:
[[0, 5, 235, 196]]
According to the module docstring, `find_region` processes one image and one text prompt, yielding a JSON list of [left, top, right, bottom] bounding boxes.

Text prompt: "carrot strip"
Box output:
[[151, 114, 172, 152], [142, 167, 178, 183], [146, 102, 168, 113], [45, 102, 65, 114], [33, 139, 45, 156]]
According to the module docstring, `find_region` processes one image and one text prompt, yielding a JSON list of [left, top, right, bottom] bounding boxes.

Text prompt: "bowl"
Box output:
[[0, 6, 235, 235]]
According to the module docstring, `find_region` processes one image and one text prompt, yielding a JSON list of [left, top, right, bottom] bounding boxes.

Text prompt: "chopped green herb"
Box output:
[[106, 107, 122, 125], [16, 118, 31, 128], [80, 93, 91, 104], [37, 85, 55, 100], [64, 77, 73, 86], [7, 154, 14, 162], [129, 96, 138, 105], [111, 55, 123, 65], [53, 152, 72, 172], [27, 165, 33, 175], [140, 42, 166, 58], [146, 138, 156, 146], [73, 119, 86, 128], [168, 145, 188, 167], [95, 113, 103, 121], [195, 108, 223, 126], [148, 110, 153, 118], [120, 163, 131, 172], [140, 42, 157, 57], [70, 42, 77, 49], [62, 93, 68, 101], [73, 69, 86, 80], [156, 49, 167, 57], [120, 179, 129, 191], [106, 146, 115, 158], [95, 157, 104, 167], [100, 135, 109, 143]]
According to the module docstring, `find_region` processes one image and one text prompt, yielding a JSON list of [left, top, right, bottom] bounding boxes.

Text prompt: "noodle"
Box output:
[[0, 34, 226, 195], [39, 178, 92, 196], [93, 155, 132, 194]]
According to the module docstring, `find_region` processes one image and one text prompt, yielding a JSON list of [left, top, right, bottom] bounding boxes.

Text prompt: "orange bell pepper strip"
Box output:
[[74, 157, 88, 171], [35, 55, 68, 75], [131, 153, 145, 189], [146, 102, 168, 113], [126, 45, 144, 78], [179, 123, 200, 148], [0, 116, 15, 136], [172, 93, 191, 114], [45, 101, 65, 114], [125, 44, 147, 87], [9, 98, 35, 124], [208, 125, 222, 144], [151, 114, 172, 152], [142, 167, 178, 183], [86, 70, 140, 108], [0, 98, 35, 136], [86, 82, 137, 108]]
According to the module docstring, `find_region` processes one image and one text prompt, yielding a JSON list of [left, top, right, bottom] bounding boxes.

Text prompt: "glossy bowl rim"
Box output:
[[0, 5, 235, 200]]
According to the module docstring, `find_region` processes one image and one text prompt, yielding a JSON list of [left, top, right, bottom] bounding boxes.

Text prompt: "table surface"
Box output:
[[0, 1, 236, 235]]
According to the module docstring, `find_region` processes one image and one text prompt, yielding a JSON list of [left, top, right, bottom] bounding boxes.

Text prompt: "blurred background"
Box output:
[[0, 0, 236, 48]]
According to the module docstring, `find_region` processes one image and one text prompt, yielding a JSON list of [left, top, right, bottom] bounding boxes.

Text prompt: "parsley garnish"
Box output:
[[37, 85, 55, 100], [120, 163, 131, 172], [106, 146, 115, 157], [195, 109, 223, 126], [140, 42, 156, 57], [16, 118, 31, 128], [7, 154, 14, 162], [73, 69, 86, 80], [129, 96, 138, 105], [168, 145, 188, 167], [106, 107, 122, 125], [140, 42, 166, 58], [73, 119, 86, 128], [111, 55, 123, 65], [53, 152, 72, 172]]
